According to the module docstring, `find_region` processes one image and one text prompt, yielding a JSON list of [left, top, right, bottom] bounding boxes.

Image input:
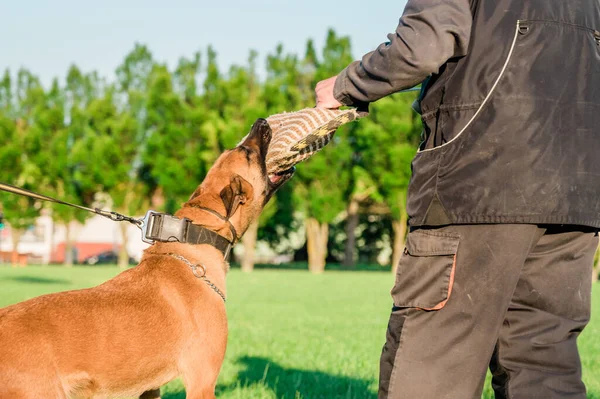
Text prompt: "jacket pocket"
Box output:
[[391, 230, 460, 311]]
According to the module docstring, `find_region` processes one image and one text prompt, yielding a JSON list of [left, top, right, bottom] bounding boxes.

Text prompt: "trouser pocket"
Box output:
[[391, 229, 460, 310]]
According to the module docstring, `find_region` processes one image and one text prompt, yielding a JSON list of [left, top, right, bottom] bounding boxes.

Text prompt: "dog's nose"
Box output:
[[253, 118, 272, 144], [243, 118, 272, 155]]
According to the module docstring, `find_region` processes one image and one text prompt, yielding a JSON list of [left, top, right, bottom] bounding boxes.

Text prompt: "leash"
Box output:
[[0, 182, 141, 225], [0, 182, 234, 258]]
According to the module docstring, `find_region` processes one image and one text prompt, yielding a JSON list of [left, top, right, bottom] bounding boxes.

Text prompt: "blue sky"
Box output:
[[2, 0, 408, 87]]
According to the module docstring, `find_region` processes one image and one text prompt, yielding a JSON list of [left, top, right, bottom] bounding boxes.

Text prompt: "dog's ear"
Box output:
[[220, 174, 254, 218]]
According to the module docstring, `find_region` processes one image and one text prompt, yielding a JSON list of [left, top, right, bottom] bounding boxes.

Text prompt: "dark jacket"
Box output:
[[335, 0, 600, 228]]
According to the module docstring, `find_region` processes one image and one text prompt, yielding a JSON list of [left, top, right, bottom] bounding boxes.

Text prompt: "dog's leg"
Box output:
[[184, 387, 216, 399], [181, 361, 219, 399], [140, 388, 161, 399], [182, 370, 218, 399]]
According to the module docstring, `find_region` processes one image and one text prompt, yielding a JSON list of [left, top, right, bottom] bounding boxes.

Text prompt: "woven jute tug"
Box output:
[[264, 107, 366, 176]]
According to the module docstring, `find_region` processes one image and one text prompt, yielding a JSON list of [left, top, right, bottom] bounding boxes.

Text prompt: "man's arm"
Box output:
[[331, 0, 472, 106]]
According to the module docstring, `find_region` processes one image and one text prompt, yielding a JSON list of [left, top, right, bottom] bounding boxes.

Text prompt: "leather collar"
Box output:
[[141, 211, 233, 259]]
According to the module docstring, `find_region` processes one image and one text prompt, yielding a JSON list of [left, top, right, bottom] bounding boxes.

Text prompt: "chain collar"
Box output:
[[164, 253, 226, 303]]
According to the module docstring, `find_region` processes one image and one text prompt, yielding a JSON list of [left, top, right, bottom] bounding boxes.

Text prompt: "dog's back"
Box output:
[[0, 263, 188, 398]]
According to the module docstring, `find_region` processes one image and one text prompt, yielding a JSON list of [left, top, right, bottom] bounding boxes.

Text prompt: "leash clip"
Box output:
[[137, 210, 160, 244]]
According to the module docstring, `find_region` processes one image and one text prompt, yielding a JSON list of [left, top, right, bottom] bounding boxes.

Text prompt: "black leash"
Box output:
[[0, 182, 141, 226], [0, 182, 233, 258]]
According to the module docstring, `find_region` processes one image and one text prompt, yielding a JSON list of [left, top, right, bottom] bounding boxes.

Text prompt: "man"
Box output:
[[316, 0, 600, 398]]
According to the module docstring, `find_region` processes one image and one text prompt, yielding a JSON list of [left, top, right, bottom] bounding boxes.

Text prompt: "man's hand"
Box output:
[[315, 76, 343, 109]]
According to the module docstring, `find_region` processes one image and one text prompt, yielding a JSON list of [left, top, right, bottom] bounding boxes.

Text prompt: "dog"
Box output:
[[0, 118, 294, 398]]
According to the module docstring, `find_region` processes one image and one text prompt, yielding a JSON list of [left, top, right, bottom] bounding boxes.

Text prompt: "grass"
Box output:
[[0, 265, 599, 398]]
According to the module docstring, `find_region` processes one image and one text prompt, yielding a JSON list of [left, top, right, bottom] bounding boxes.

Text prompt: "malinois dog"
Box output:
[[0, 118, 295, 398]]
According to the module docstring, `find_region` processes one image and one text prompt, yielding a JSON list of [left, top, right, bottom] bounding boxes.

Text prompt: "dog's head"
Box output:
[[184, 118, 294, 240]]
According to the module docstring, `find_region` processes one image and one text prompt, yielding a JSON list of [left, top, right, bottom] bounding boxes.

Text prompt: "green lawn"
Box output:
[[1, 266, 599, 398]]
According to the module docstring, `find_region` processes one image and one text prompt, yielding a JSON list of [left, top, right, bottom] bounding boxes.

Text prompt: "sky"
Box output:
[[2, 0, 408, 88]]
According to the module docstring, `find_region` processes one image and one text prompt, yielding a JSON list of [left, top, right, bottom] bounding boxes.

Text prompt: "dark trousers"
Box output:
[[379, 224, 597, 399]]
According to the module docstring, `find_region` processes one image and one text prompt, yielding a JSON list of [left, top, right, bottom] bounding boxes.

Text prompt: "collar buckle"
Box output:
[[138, 210, 160, 244]]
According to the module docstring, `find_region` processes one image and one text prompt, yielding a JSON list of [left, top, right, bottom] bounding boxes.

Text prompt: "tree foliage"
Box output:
[[0, 30, 420, 270]]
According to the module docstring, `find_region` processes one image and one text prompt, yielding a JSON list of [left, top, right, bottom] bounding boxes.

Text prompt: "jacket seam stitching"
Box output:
[[411, 230, 460, 239], [407, 250, 456, 256], [421, 103, 482, 121], [521, 19, 598, 33]]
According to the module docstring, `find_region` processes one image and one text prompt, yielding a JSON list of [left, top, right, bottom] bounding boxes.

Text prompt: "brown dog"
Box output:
[[0, 119, 294, 398]]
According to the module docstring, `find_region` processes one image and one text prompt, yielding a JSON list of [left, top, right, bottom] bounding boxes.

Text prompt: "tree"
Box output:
[[116, 43, 154, 116], [342, 165, 381, 267], [45, 66, 107, 266], [293, 29, 355, 273], [293, 133, 353, 273], [144, 64, 193, 205], [0, 33, 426, 272], [71, 87, 146, 268], [76, 44, 158, 269], [29, 77, 94, 266], [352, 92, 421, 271], [0, 69, 45, 266]]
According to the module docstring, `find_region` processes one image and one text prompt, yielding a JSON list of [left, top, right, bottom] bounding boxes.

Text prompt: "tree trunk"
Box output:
[[64, 222, 74, 267], [11, 227, 22, 268], [391, 209, 408, 275], [47, 220, 55, 266], [241, 220, 259, 273], [319, 223, 329, 268], [151, 186, 166, 209], [343, 199, 360, 269], [306, 217, 328, 274], [118, 222, 129, 269]]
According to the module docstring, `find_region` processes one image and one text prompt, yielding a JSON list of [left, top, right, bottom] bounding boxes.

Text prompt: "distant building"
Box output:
[[0, 211, 149, 265]]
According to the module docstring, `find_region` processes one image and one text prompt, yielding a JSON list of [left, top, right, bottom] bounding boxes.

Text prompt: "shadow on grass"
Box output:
[[159, 356, 600, 399], [162, 356, 376, 399], [2, 276, 72, 285]]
